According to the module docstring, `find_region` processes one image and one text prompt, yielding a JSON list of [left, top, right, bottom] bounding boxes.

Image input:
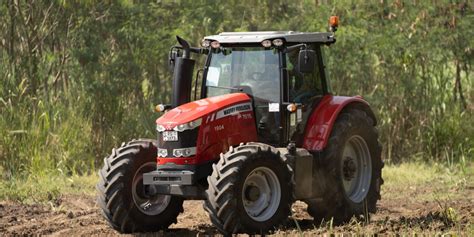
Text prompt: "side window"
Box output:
[[287, 45, 323, 104]]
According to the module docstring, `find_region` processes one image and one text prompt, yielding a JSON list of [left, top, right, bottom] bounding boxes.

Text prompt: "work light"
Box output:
[[272, 39, 284, 47], [211, 41, 220, 48], [261, 40, 272, 48], [201, 40, 211, 47]]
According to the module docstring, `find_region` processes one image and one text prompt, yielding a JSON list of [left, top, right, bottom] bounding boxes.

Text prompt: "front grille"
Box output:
[[157, 127, 199, 157]]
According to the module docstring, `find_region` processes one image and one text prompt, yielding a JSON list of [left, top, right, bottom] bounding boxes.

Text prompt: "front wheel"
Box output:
[[204, 143, 294, 235], [96, 139, 184, 233]]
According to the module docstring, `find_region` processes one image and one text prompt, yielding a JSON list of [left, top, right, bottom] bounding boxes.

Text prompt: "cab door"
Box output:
[[285, 44, 327, 146]]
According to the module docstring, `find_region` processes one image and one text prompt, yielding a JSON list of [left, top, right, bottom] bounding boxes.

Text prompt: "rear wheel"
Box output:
[[97, 139, 184, 233], [306, 109, 383, 224], [204, 143, 294, 235]]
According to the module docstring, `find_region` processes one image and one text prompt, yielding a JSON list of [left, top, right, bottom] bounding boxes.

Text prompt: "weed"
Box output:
[[434, 198, 460, 228], [290, 216, 303, 237]]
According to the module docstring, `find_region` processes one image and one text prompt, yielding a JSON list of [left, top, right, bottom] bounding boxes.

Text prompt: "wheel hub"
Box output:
[[343, 157, 357, 181], [241, 167, 281, 222], [341, 135, 373, 203], [245, 185, 261, 202], [132, 162, 171, 215]]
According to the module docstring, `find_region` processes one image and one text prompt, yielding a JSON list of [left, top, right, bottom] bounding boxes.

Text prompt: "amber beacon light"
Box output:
[[329, 16, 339, 32]]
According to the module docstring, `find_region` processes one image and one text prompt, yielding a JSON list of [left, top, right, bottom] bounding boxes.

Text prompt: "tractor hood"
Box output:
[[156, 93, 252, 130]]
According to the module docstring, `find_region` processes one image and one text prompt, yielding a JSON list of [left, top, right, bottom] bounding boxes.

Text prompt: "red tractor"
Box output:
[[97, 19, 383, 235]]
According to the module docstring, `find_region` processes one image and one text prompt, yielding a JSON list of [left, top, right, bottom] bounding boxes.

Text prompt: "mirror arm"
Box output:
[[170, 46, 209, 55], [190, 47, 209, 55], [283, 43, 307, 53]]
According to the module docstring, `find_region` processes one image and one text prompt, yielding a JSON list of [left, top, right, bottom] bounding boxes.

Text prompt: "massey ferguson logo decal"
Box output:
[[223, 104, 251, 115], [206, 102, 253, 123]]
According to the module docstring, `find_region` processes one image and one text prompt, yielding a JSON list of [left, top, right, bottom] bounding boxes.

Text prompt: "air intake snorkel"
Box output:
[[171, 36, 195, 108]]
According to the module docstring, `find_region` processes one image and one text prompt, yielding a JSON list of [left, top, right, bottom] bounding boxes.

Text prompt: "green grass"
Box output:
[[383, 161, 472, 188], [0, 171, 97, 204], [382, 161, 472, 201]]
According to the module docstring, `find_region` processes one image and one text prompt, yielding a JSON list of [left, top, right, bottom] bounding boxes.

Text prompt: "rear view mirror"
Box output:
[[297, 49, 315, 74]]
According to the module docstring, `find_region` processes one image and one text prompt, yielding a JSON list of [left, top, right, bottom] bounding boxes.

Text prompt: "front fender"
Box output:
[[302, 95, 377, 151]]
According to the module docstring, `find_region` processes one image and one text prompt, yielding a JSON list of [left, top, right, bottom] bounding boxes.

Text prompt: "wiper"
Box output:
[[206, 85, 243, 92]]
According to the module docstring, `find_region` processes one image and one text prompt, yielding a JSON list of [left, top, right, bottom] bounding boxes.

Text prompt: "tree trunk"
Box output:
[[454, 59, 467, 110]]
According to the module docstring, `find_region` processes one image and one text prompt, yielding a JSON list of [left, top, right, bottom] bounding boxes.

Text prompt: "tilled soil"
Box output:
[[1, 187, 473, 236]]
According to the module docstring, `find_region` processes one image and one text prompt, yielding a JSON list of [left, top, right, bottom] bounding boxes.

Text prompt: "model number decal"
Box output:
[[214, 125, 224, 131], [241, 113, 252, 119]]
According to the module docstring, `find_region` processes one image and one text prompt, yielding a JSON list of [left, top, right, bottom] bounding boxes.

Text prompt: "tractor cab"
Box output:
[[167, 31, 336, 146]]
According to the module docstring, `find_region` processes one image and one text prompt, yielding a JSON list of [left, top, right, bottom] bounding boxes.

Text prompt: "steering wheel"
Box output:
[[294, 91, 316, 103]]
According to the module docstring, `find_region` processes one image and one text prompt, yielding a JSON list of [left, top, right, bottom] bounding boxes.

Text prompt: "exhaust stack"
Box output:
[[171, 36, 195, 108]]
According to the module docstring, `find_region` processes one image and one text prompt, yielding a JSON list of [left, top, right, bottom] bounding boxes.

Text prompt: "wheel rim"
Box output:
[[132, 162, 171, 215], [341, 135, 372, 203], [242, 167, 281, 222]]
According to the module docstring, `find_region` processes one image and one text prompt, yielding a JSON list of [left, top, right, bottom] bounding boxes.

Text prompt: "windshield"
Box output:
[[205, 47, 280, 102]]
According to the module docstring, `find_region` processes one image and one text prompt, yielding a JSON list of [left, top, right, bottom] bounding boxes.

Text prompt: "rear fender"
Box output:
[[302, 95, 377, 152]]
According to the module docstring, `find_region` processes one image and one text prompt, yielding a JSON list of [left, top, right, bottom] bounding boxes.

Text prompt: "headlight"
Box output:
[[173, 147, 196, 157], [157, 148, 168, 157], [156, 124, 166, 132], [173, 118, 202, 132]]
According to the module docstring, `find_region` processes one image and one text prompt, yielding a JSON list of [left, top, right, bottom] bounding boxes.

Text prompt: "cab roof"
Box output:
[[203, 31, 335, 44]]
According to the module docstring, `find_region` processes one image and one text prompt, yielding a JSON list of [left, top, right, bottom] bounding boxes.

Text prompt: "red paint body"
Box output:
[[302, 94, 371, 151], [156, 93, 257, 165], [156, 92, 372, 166]]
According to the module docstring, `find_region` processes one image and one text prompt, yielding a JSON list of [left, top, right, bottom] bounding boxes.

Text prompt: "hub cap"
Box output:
[[242, 167, 281, 222], [341, 135, 372, 203], [132, 162, 171, 215]]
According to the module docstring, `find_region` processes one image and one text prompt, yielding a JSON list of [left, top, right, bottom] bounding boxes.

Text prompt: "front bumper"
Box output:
[[142, 169, 206, 199], [143, 170, 195, 185]]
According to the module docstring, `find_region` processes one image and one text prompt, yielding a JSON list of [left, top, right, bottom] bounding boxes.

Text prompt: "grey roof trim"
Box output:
[[203, 31, 335, 44]]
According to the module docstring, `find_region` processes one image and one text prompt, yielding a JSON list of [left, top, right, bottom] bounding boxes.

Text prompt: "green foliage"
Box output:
[[0, 1, 472, 180], [0, 171, 97, 203], [382, 161, 472, 204]]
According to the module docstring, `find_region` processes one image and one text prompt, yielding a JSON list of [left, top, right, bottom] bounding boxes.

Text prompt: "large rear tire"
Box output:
[[306, 109, 384, 224], [97, 139, 184, 233], [204, 143, 294, 235]]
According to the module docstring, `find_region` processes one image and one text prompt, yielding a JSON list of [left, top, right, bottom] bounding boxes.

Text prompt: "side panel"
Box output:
[[197, 101, 257, 163], [302, 95, 376, 151], [157, 101, 257, 166]]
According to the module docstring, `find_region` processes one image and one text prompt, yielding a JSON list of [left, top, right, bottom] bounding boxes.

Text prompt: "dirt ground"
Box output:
[[1, 186, 473, 236]]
